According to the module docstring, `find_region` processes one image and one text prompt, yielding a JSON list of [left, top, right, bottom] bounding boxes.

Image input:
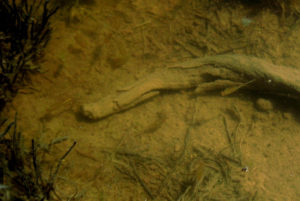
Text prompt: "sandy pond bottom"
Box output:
[[2, 0, 300, 200]]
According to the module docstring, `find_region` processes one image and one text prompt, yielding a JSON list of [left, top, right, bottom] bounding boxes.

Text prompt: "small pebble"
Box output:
[[256, 98, 273, 112], [241, 166, 249, 172]]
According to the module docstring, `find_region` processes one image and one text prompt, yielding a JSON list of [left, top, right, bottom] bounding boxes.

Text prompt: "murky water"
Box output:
[[2, 0, 300, 200]]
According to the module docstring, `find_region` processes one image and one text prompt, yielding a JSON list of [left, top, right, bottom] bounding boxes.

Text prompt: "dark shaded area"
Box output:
[[0, 0, 58, 111], [51, 0, 96, 26], [52, 0, 95, 8]]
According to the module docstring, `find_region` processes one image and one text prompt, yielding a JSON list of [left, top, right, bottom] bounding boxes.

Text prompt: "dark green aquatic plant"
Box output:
[[0, 115, 76, 201], [0, 0, 58, 110]]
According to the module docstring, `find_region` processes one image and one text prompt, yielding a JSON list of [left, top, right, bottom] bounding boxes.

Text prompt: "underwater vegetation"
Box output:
[[0, 115, 76, 201], [0, 0, 58, 110]]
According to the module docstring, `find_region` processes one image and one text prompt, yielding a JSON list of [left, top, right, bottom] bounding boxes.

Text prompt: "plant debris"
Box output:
[[107, 116, 259, 201]]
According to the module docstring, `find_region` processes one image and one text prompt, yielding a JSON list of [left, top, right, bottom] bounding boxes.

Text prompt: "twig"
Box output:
[[174, 39, 202, 57], [49, 141, 77, 184], [32, 139, 43, 186], [222, 117, 235, 154], [130, 161, 154, 200], [222, 115, 242, 164], [0, 122, 14, 138]]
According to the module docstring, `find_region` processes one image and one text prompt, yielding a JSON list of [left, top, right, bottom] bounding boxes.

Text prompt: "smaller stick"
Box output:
[[130, 161, 155, 200], [49, 141, 76, 184], [32, 139, 43, 186], [0, 122, 14, 138]]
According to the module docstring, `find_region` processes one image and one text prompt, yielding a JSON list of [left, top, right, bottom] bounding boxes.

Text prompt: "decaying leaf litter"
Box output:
[[2, 0, 300, 201]]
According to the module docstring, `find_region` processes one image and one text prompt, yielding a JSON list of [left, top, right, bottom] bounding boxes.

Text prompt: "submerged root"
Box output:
[[81, 54, 300, 120]]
